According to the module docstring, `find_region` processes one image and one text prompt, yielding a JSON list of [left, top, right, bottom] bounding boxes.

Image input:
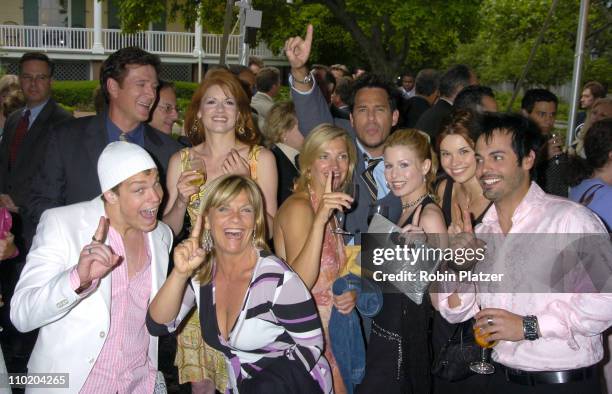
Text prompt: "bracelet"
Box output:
[[291, 71, 313, 85]]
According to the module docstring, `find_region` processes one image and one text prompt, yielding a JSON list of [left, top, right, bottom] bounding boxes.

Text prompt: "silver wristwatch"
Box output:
[[523, 315, 539, 341], [292, 72, 313, 85]]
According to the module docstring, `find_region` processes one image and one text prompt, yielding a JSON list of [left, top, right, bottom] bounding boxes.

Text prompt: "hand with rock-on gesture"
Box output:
[[173, 212, 207, 279]]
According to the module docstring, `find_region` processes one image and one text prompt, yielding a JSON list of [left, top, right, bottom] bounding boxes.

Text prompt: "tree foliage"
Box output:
[[447, 0, 612, 87]]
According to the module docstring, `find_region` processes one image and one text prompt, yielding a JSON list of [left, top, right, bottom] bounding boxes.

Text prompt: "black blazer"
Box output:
[[0, 99, 73, 250], [399, 96, 431, 128], [27, 113, 182, 226], [414, 99, 453, 141], [271, 145, 299, 208]]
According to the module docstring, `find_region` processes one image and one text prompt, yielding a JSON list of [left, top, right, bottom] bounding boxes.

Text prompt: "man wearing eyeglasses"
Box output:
[[0, 51, 72, 372], [148, 80, 180, 137]]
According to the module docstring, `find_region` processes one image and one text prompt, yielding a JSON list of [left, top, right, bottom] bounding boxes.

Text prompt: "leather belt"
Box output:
[[504, 365, 596, 385]]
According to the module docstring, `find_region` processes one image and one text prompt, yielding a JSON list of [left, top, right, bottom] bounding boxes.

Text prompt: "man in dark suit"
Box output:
[[415, 64, 477, 140], [0, 51, 73, 372], [399, 68, 439, 128], [28, 46, 181, 228]]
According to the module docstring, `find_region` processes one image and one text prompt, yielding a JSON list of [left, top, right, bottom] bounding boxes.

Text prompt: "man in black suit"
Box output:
[[28, 46, 181, 227], [398, 68, 439, 128], [0, 51, 73, 372], [415, 64, 477, 140]]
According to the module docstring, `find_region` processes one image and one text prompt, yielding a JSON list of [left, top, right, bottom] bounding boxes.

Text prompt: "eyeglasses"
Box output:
[[20, 74, 50, 83], [157, 103, 179, 114]]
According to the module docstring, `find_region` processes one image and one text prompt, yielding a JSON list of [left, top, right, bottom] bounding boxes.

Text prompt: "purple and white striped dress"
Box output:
[[202, 251, 333, 393]]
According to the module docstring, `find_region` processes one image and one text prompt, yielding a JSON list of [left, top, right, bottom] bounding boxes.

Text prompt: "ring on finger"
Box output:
[[487, 317, 494, 326]]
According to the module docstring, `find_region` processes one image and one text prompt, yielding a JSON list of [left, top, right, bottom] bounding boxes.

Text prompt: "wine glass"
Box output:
[[549, 132, 563, 165], [367, 203, 389, 226], [185, 158, 206, 208], [332, 183, 359, 235], [470, 321, 497, 374]]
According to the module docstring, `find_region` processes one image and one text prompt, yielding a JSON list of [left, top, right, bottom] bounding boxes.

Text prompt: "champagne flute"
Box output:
[[186, 158, 206, 208], [332, 183, 359, 235], [470, 321, 497, 374]]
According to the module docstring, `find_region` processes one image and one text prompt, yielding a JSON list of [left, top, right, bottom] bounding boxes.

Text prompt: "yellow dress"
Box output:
[[175, 146, 262, 391]]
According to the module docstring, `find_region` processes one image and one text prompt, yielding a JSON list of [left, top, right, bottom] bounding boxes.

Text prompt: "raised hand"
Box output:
[[173, 212, 207, 278], [222, 149, 250, 176], [76, 216, 120, 287], [314, 172, 353, 227], [449, 204, 485, 270], [284, 24, 313, 71]]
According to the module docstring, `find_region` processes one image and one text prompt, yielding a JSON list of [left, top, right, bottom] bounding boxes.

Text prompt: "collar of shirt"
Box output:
[[439, 97, 453, 106], [276, 142, 299, 168], [105, 114, 145, 147], [479, 182, 543, 233], [25, 98, 50, 129]]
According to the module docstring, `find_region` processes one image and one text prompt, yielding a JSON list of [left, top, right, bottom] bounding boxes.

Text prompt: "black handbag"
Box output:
[[431, 318, 481, 382]]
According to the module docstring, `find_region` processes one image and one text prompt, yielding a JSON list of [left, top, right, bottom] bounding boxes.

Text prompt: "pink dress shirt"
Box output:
[[437, 182, 612, 371], [79, 227, 156, 393]]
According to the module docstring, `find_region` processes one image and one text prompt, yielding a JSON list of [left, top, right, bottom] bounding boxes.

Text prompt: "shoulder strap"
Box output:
[[578, 184, 604, 206], [248, 145, 262, 180]]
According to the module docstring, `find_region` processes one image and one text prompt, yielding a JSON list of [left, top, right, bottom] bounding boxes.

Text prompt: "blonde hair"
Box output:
[[294, 124, 357, 193], [195, 174, 269, 284], [262, 101, 297, 147], [383, 128, 439, 195]]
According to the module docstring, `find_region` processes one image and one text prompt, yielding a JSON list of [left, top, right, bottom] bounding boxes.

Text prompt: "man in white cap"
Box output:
[[10, 141, 172, 393]]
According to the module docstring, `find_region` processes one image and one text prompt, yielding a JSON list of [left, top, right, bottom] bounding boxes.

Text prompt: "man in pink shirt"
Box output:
[[11, 141, 173, 393], [438, 113, 612, 393]]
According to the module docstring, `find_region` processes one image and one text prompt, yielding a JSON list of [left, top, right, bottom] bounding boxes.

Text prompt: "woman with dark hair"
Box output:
[[162, 69, 277, 393], [431, 110, 492, 392], [149, 175, 332, 393], [568, 118, 612, 231]]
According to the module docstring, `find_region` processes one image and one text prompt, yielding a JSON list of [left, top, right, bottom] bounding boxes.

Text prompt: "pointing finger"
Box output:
[[304, 24, 313, 46], [191, 212, 204, 240], [325, 171, 332, 193], [92, 216, 108, 243]]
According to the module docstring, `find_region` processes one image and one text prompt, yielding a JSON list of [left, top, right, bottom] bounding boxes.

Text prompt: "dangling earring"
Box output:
[[202, 229, 214, 253], [237, 124, 246, 136], [252, 231, 256, 247], [190, 118, 201, 140]]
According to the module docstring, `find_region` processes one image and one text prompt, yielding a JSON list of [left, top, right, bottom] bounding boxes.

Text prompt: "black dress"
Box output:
[[432, 177, 491, 393], [356, 196, 436, 394]]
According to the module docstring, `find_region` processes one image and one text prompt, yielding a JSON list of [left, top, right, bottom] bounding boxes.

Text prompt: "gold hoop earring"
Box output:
[[237, 124, 246, 136]]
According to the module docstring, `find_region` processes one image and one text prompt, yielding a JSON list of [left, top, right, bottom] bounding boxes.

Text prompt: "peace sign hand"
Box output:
[[284, 24, 313, 71], [448, 204, 485, 270], [76, 216, 120, 287], [173, 213, 207, 279]]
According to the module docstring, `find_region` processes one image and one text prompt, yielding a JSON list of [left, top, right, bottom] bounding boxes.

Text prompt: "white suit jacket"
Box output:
[[10, 197, 173, 393]]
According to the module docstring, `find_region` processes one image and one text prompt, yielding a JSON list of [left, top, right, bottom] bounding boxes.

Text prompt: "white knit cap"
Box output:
[[97, 141, 157, 192]]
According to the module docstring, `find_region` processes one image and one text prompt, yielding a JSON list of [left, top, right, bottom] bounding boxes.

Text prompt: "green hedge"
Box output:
[[51, 80, 200, 112], [52, 80, 99, 111]]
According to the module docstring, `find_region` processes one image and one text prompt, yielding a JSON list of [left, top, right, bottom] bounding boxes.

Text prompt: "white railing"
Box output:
[[0, 24, 281, 60]]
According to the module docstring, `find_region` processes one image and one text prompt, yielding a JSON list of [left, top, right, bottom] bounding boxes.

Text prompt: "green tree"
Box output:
[[447, 0, 612, 87], [112, 0, 482, 80]]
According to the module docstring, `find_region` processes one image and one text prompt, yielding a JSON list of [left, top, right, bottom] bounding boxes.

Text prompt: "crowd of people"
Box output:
[[0, 22, 610, 394]]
